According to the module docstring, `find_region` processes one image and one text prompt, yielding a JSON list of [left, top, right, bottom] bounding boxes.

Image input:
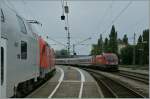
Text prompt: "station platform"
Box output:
[[26, 65, 103, 98]]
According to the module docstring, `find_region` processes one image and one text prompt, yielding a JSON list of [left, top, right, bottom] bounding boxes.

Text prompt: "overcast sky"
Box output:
[[8, 0, 149, 55]]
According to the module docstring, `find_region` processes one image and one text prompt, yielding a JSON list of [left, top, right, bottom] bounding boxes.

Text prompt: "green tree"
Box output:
[[103, 37, 110, 52], [120, 45, 133, 64], [91, 34, 104, 55], [109, 25, 118, 54], [138, 35, 142, 44], [123, 34, 128, 45], [142, 29, 149, 64], [136, 35, 143, 65], [97, 34, 103, 54], [55, 49, 69, 58], [118, 38, 123, 44], [91, 44, 100, 55]]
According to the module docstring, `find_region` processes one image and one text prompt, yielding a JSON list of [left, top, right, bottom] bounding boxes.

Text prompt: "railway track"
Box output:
[[85, 69, 145, 98], [118, 70, 149, 84]]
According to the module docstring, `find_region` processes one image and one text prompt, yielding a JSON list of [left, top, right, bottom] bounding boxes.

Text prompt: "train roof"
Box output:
[[56, 56, 92, 60]]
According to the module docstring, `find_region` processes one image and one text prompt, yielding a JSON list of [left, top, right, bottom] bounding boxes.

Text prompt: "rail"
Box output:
[[118, 70, 149, 84], [84, 69, 145, 98]]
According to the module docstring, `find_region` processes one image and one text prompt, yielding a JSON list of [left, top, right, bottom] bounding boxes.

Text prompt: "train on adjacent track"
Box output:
[[1, 1, 55, 98], [56, 53, 119, 71]]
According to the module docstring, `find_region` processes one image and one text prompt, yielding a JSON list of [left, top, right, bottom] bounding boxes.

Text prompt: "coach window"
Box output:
[[1, 9, 5, 22], [1, 47, 4, 85], [21, 41, 27, 59], [17, 15, 27, 34]]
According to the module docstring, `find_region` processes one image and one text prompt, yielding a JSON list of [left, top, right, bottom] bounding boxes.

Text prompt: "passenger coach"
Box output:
[[1, 1, 55, 97]]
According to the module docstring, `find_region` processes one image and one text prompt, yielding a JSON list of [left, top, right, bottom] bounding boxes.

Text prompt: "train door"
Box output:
[[1, 38, 7, 97]]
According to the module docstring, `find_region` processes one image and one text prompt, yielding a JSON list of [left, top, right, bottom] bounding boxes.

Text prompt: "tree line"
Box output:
[[91, 25, 149, 65]]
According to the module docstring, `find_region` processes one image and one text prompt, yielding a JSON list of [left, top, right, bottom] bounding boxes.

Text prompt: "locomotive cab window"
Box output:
[[17, 15, 27, 34], [1, 9, 5, 22], [1, 47, 4, 85], [21, 41, 27, 59]]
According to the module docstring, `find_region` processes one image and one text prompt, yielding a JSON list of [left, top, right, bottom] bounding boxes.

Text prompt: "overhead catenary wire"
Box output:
[[128, 16, 146, 34], [127, 16, 147, 44], [98, 1, 114, 33], [74, 37, 92, 46], [21, 0, 67, 47], [4, 0, 19, 13], [90, 1, 114, 40], [46, 36, 67, 47], [112, 1, 132, 24], [101, 1, 132, 34], [21, 0, 37, 20]]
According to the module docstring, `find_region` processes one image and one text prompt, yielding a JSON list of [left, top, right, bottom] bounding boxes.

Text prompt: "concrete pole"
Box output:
[[73, 44, 75, 55], [133, 33, 136, 65]]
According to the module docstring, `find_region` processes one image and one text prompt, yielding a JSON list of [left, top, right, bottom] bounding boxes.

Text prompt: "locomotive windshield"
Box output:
[[104, 54, 118, 62]]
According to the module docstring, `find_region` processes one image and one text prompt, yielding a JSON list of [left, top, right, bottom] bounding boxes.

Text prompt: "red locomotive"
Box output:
[[92, 53, 118, 70]]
